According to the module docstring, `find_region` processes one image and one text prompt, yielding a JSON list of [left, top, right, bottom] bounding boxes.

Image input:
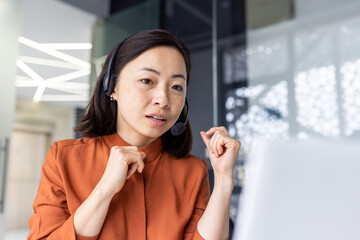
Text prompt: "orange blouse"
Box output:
[[27, 133, 210, 240]]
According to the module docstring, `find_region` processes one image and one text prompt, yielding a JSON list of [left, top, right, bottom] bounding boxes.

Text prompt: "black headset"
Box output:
[[103, 42, 122, 96], [102, 40, 189, 136], [171, 99, 189, 136]]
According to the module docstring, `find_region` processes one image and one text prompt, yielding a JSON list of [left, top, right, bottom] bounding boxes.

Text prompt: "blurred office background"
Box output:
[[1, 0, 360, 239]]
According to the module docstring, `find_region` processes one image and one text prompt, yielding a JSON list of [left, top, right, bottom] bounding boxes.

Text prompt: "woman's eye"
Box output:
[[141, 79, 152, 84], [172, 85, 183, 91]]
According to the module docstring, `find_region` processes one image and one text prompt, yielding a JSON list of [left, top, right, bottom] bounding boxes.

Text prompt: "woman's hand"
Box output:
[[74, 146, 146, 236], [198, 126, 241, 239], [98, 146, 146, 198], [200, 126, 241, 178]]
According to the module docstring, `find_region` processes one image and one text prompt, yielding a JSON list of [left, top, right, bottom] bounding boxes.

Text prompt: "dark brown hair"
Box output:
[[76, 29, 192, 158]]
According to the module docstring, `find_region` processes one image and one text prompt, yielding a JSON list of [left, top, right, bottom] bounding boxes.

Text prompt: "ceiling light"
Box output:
[[33, 86, 45, 102], [40, 43, 92, 50], [16, 60, 44, 84], [17, 37, 92, 103], [18, 36, 90, 68], [46, 69, 90, 85], [18, 56, 82, 70], [40, 95, 89, 102]]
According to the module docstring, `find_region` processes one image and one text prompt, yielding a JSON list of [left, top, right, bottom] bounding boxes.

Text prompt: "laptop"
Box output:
[[233, 140, 360, 240]]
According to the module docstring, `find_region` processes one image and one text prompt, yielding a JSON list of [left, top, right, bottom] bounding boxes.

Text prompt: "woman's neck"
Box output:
[[116, 130, 157, 148]]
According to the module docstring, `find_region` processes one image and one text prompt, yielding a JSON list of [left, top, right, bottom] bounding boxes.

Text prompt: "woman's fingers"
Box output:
[[103, 146, 147, 196], [202, 126, 240, 157], [117, 147, 144, 166], [209, 132, 217, 156], [137, 152, 146, 173], [202, 130, 221, 157], [206, 126, 228, 136], [215, 133, 224, 156], [209, 131, 224, 157], [126, 163, 138, 179], [123, 149, 146, 175], [127, 151, 146, 179], [200, 131, 211, 152], [202, 126, 241, 177], [207, 127, 229, 156], [216, 135, 224, 156]]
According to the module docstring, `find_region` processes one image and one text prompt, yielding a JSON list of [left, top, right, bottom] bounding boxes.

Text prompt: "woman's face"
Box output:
[[110, 46, 187, 147]]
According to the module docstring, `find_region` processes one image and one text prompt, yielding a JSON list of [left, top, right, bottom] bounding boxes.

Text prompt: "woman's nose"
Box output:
[[152, 88, 170, 108]]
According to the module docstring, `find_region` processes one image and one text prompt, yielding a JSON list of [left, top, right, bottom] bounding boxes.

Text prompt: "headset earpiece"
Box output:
[[103, 41, 123, 96]]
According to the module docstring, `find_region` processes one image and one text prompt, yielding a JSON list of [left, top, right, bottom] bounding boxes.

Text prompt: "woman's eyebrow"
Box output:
[[140, 67, 186, 81], [141, 67, 160, 75]]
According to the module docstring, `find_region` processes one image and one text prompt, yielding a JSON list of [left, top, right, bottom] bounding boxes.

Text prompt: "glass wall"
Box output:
[[228, 0, 360, 150], [223, 0, 360, 229]]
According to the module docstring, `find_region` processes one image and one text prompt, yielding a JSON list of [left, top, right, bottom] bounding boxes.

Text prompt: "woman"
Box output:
[[28, 29, 240, 240]]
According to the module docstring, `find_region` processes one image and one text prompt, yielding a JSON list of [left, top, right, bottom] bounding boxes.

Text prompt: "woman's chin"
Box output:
[[142, 126, 171, 139]]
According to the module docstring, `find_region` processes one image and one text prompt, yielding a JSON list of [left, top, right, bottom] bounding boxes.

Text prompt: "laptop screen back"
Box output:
[[233, 140, 360, 240]]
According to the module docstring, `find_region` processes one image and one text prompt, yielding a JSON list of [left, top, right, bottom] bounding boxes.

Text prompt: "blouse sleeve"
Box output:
[[27, 143, 98, 240], [183, 165, 211, 240]]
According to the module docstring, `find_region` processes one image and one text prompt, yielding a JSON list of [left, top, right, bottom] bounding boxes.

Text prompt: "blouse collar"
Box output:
[[104, 133, 163, 162]]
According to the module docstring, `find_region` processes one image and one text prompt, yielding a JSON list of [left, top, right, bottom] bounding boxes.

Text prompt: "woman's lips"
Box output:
[[146, 115, 167, 127]]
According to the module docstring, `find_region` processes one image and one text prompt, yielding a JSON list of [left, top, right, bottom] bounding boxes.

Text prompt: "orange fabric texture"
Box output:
[[28, 133, 210, 240]]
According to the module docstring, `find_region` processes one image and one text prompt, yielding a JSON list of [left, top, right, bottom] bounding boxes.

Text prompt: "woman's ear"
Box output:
[[110, 91, 117, 100]]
